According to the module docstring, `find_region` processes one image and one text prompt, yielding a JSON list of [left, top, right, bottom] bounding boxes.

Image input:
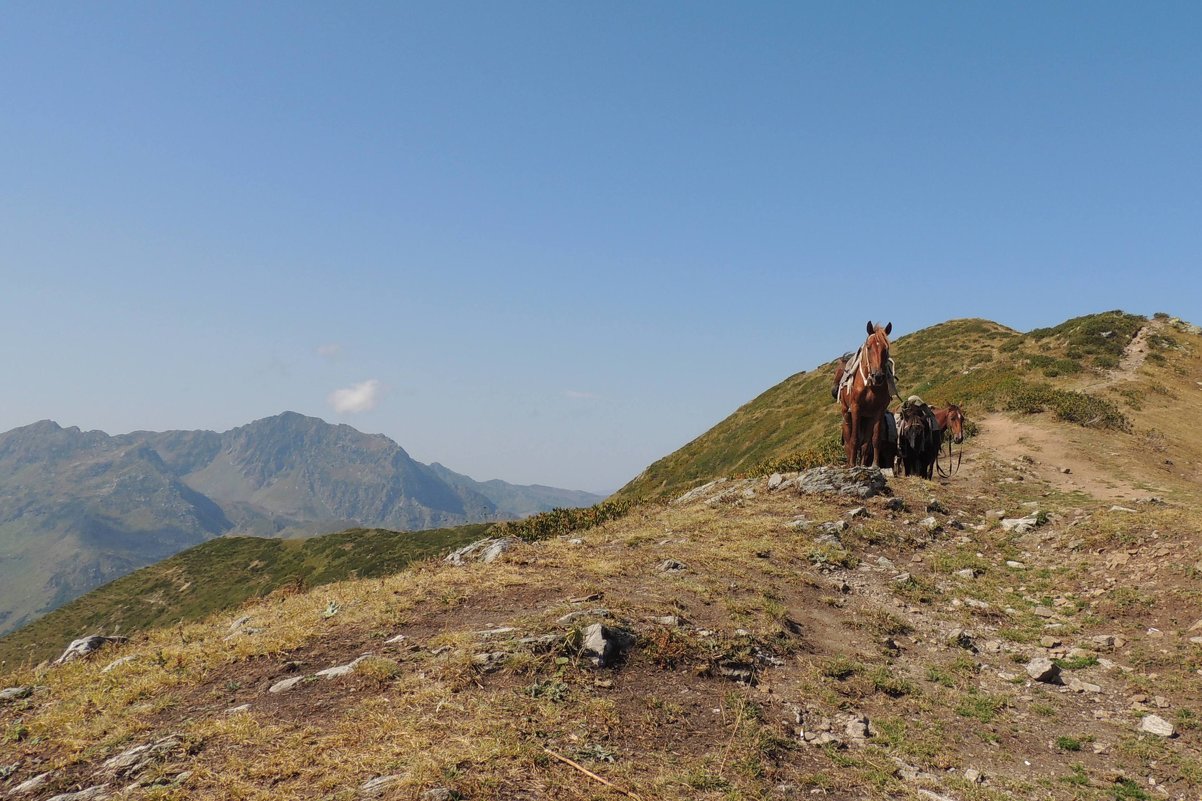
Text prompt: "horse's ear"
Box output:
[[866, 320, 874, 335], [884, 322, 892, 335]]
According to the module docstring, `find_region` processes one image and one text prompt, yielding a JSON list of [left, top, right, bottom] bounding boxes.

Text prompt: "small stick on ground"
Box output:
[[543, 747, 645, 801], [717, 698, 746, 777]]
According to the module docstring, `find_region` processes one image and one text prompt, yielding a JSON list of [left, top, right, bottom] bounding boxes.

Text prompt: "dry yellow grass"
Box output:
[[3, 458, 1200, 801], [4, 317, 1202, 800]]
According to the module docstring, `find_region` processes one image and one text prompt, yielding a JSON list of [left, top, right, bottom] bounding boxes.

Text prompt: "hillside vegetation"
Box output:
[[617, 312, 1163, 500], [0, 498, 637, 669], [5, 449, 1202, 798], [0, 411, 601, 639], [3, 310, 1202, 801], [0, 524, 490, 669]]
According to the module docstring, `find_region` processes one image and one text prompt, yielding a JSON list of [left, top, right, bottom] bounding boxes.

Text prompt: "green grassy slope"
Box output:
[[0, 523, 489, 668], [616, 312, 1148, 500]]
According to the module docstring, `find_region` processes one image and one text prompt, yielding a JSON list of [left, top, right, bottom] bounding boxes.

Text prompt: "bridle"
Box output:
[[858, 331, 902, 402]]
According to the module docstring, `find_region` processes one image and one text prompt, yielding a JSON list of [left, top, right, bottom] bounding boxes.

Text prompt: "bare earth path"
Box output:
[[965, 412, 1146, 500], [1082, 318, 1163, 392], [960, 320, 1173, 501]]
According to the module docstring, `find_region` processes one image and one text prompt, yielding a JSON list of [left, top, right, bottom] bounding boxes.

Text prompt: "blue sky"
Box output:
[[1, 2, 1199, 492]]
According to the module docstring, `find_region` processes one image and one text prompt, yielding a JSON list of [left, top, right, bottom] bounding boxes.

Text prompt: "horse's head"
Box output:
[[863, 320, 893, 387], [945, 404, 965, 444]]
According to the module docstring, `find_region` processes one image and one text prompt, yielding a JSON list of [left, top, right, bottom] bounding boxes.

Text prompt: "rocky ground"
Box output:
[[3, 449, 1202, 800]]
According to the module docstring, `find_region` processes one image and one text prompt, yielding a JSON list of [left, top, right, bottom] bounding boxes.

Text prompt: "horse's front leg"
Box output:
[[846, 410, 859, 467], [842, 411, 854, 467], [871, 416, 883, 468]]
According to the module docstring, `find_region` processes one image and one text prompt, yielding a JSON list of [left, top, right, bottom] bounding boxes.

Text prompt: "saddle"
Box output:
[[831, 351, 856, 399], [832, 350, 900, 401]]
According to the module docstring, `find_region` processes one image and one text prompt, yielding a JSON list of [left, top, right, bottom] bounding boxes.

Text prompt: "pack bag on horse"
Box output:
[[896, 396, 941, 479], [835, 321, 900, 468]]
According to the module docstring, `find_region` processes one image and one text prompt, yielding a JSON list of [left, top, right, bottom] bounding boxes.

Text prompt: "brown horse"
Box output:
[[837, 321, 894, 467], [932, 404, 967, 476], [933, 404, 966, 444]]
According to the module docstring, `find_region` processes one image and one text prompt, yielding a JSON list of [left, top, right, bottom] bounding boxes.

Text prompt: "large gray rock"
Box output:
[[268, 676, 307, 694], [9, 771, 55, 796], [1000, 514, 1042, 533], [581, 623, 635, 668], [672, 479, 728, 505], [1068, 677, 1102, 693], [840, 713, 871, 740], [100, 656, 138, 674], [419, 789, 457, 801], [444, 537, 517, 566], [0, 686, 32, 702], [361, 775, 404, 797], [53, 636, 128, 665], [796, 467, 888, 499], [314, 654, 373, 678], [102, 735, 180, 778], [47, 787, 110, 801], [1025, 657, 1061, 684], [1139, 714, 1176, 737]]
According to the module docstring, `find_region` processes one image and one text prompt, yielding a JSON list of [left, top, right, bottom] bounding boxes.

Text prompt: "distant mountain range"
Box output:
[[0, 411, 603, 636]]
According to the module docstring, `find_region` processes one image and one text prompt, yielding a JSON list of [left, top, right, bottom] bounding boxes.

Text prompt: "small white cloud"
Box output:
[[564, 389, 599, 400], [328, 379, 382, 413], [316, 343, 343, 359]]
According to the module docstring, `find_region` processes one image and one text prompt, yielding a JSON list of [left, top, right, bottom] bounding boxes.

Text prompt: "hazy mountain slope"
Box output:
[[616, 313, 1156, 500], [119, 428, 223, 476], [0, 422, 232, 636], [176, 412, 500, 535], [0, 412, 599, 637], [427, 462, 605, 517], [0, 522, 489, 669]]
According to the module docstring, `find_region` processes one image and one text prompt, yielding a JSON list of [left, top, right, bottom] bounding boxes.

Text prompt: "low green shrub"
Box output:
[[1004, 384, 1130, 431], [752, 433, 844, 476], [1024, 354, 1082, 376], [488, 499, 634, 543]]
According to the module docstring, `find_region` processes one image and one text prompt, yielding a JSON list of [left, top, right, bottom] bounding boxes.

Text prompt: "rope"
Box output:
[[935, 423, 963, 478]]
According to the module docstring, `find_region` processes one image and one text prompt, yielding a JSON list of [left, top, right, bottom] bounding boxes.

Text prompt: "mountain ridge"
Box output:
[[616, 312, 1164, 500], [0, 411, 603, 636]]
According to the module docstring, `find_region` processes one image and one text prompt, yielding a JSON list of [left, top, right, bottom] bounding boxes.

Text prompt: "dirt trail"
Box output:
[[1082, 318, 1162, 391], [964, 412, 1145, 500], [957, 319, 1172, 501]]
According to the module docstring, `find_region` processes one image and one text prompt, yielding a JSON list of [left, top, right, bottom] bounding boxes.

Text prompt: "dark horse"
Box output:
[[897, 400, 940, 478], [836, 321, 894, 467]]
